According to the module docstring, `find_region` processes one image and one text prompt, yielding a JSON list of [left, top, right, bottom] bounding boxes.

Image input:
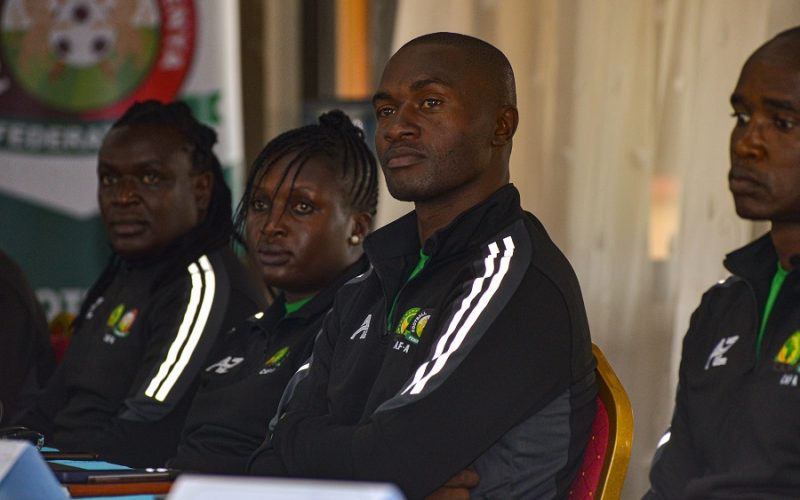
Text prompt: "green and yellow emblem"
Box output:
[[395, 308, 431, 345], [776, 331, 800, 371], [106, 303, 138, 338], [107, 304, 125, 327], [264, 346, 290, 368]]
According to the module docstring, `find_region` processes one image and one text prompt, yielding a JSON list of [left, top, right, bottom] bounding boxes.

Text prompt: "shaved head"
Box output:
[[747, 26, 800, 73], [399, 32, 516, 107]]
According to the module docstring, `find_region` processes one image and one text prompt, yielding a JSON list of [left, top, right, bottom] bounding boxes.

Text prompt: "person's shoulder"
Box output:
[[473, 216, 534, 264], [196, 246, 265, 300], [191, 245, 241, 272], [698, 274, 747, 306], [519, 209, 560, 252], [680, 274, 751, 355], [682, 274, 749, 337], [709, 275, 743, 291], [206, 246, 256, 282], [329, 264, 377, 316], [513, 211, 582, 283], [342, 264, 373, 288], [137, 247, 250, 307]]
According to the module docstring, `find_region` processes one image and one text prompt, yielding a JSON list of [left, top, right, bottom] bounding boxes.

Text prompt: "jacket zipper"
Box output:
[[384, 252, 431, 335]]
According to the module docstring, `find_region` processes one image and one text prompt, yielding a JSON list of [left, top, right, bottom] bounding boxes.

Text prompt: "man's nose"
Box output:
[[382, 103, 419, 142], [110, 177, 141, 205], [731, 119, 766, 160]]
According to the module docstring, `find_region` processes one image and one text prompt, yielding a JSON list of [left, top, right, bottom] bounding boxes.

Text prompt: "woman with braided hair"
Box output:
[[15, 100, 266, 467], [167, 109, 378, 473]]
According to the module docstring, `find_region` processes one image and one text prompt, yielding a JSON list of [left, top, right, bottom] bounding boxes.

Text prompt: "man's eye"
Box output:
[[421, 98, 442, 109], [731, 111, 750, 126], [774, 117, 796, 131], [376, 106, 395, 118], [142, 173, 161, 185], [293, 201, 314, 215], [99, 174, 116, 186]]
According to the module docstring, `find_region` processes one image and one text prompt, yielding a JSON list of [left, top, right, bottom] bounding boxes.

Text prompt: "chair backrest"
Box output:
[[568, 343, 634, 499]]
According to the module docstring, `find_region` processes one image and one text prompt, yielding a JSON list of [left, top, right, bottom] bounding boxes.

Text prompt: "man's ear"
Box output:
[[194, 171, 214, 215], [492, 106, 519, 147]]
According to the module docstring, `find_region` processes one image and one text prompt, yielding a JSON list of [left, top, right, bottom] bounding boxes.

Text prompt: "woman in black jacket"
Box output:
[[168, 109, 378, 473]]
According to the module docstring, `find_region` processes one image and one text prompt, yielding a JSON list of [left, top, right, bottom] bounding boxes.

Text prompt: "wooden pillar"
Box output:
[[239, 0, 301, 165], [335, 0, 370, 99]]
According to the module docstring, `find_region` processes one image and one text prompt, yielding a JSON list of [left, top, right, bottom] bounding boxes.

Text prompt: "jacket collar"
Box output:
[[724, 233, 779, 282], [364, 184, 522, 266], [253, 254, 371, 332]]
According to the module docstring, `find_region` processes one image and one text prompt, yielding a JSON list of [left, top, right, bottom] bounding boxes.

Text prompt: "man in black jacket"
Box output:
[[249, 32, 596, 499], [17, 101, 265, 467], [646, 27, 800, 499]]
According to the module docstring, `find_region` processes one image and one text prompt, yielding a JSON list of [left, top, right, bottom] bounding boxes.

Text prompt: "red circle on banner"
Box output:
[[81, 0, 196, 120]]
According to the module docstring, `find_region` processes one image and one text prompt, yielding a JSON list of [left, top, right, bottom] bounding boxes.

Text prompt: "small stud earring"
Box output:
[[349, 235, 361, 245]]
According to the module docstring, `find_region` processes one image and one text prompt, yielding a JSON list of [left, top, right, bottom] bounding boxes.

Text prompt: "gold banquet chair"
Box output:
[[568, 343, 634, 499]]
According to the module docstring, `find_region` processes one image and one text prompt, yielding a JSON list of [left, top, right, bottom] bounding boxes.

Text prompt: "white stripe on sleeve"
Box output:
[[144, 255, 216, 401], [403, 236, 515, 396]]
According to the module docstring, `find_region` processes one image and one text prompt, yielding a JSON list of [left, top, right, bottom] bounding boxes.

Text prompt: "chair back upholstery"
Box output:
[[568, 343, 634, 499]]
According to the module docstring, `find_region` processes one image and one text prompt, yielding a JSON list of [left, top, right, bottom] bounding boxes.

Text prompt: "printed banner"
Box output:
[[0, 0, 243, 320]]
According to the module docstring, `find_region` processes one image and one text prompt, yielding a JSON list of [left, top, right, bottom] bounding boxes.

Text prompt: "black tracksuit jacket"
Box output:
[[168, 257, 369, 474], [249, 185, 596, 499], [647, 234, 800, 499], [18, 235, 265, 467]]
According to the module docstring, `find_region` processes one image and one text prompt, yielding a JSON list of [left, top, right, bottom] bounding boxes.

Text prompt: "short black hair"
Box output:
[[401, 32, 516, 106], [110, 99, 233, 236], [233, 109, 379, 246], [771, 25, 800, 43], [749, 25, 800, 68]]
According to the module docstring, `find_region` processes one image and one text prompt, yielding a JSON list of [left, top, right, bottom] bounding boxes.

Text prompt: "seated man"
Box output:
[[249, 32, 596, 499], [646, 26, 800, 499], [16, 100, 265, 467], [168, 110, 378, 473]]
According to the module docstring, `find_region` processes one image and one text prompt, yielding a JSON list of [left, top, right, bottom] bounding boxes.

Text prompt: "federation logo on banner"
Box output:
[[0, 0, 196, 155]]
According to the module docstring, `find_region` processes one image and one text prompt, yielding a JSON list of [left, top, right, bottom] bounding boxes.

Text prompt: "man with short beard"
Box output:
[[249, 33, 596, 500]]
